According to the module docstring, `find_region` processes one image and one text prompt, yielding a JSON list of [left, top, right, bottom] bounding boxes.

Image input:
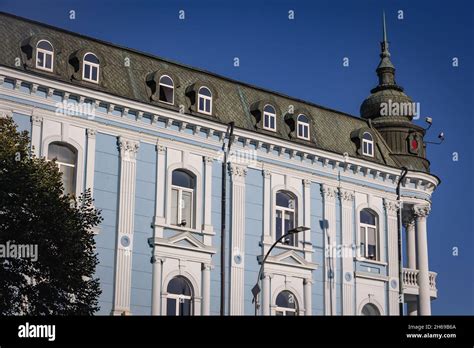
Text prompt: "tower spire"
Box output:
[[376, 11, 396, 86], [382, 11, 389, 54]]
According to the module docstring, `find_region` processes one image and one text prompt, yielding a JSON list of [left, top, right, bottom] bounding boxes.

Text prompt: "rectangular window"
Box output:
[[367, 227, 377, 260], [171, 188, 179, 225], [159, 86, 174, 104], [181, 190, 192, 227]]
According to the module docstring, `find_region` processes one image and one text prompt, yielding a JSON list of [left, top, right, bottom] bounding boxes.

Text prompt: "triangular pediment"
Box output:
[[168, 232, 205, 250]]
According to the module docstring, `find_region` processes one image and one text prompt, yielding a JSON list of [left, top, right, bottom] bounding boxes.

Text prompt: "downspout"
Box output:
[[220, 122, 234, 316], [396, 167, 408, 316]]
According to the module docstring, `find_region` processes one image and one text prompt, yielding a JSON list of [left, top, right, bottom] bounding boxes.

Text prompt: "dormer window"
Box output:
[[198, 86, 212, 114], [362, 132, 374, 157], [83, 53, 100, 83], [36, 40, 54, 72], [159, 75, 174, 104], [263, 104, 276, 131], [297, 114, 310, 140]]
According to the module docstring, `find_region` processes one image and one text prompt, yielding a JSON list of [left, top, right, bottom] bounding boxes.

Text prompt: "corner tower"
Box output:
[[360, 13, 430, 172]]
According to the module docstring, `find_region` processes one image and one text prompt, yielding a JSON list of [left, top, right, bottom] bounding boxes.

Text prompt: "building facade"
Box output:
[[0, 12, 439, 316]]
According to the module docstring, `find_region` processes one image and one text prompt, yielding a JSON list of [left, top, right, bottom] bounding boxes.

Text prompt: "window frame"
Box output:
[[158, 75, 175, 105], [275, 191, 297, 247], [197, 86, 212, 115], [296, 114, 310, 140], [359, 209, 378, 261], [170, 169, 195, 229], [362, 132, 374, 157], [166, 276, 194, 316], [82, 52, 100, 84], [35, 40, 54, 72], [263, 104, 277, 132], [47, 142, 77, 196], [274, 290, 299, 316]]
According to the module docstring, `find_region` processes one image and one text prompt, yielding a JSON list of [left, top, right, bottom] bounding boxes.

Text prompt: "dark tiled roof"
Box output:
[[0, 12, 406, 169]]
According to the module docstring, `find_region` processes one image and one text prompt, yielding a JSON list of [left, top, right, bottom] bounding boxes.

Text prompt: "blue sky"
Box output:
[[1, 0, 472, 315]]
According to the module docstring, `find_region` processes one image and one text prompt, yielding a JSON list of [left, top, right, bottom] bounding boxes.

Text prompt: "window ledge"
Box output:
[[163, 224, 211, 235], [354, 257, 388, 266]]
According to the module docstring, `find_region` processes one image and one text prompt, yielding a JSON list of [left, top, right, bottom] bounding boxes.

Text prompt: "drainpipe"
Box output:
[[220, 122, 234, 316], [396, 167, 408, 316]]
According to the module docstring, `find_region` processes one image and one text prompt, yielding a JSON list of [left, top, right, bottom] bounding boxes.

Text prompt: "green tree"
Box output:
[[0, 116, 102, 315]]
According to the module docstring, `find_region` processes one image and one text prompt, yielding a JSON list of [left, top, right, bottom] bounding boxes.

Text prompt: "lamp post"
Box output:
[[252, 226, 311, 315]]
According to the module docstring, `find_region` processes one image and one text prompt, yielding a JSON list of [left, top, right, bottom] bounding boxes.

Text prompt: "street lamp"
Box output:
[[251, 226, 311, 315]]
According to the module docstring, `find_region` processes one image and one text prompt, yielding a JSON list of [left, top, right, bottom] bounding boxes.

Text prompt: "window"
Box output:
[[275, 291, 298, 316], [82, 53, 100, 83], [36, 40, 54, 72], [359, 209, 378, 260], [297, 114, 310, 140], [198, 86, 212, 114], [166, 276, 193, 316], [48, 142, 77, 195], [171, 169, 195, 228], [361, 303, 381, 316], [263, 104, 276, 131], [159, 75, 174, 104], [362, 132, 374, 157], [275, 191, 297, 247]]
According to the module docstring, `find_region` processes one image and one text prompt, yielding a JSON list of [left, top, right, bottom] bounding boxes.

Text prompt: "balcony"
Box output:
[[402, 268, 437, 299]]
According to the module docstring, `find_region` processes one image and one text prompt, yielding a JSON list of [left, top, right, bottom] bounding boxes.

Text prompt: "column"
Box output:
[[321, 184, 337, 316], [151, 256, 164, 315], [403, 214, 417, 315], [201, 263, 211, 315], [202, 156, 214, 240], [229, 163, 247, 315], [384, 199, 400, 315], [85, 128, 97, 196], [111, 137, 139, 315], [153, 142, 166, 236], [262, 169, 272, 249], [30, 111, 42, 157], [303, 179, 312, 261], [340, 188, 355, 315], [414, 205, 431, 315], [403, 217, 417, 270], [262, 273, 271, 315], [304, 278, 313, 315]]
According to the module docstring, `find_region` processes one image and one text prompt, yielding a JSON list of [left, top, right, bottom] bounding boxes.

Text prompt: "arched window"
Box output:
[[275, 191, 297, 246], [263, 104, 276, 131], [362, 132, 374, 157], [359, 209, 378, 260], [82, 53, 100, 83], [48, 142, 77, 195], [361, 303, 381, 316], [275, 290, 298, 316], [198, 86, 212, 114], [36, 40, 54, 72], [159, 75, 174, 104], [171, 169, 195, 228], [297, 114, 310, 140], [166, 276, 193, 316]]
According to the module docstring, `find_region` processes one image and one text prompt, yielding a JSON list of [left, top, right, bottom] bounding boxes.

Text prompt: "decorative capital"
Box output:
[[402, 215, 415, 229], [321, 185, 338, 200], [118, 137, 140, 160], [384, 200, 400, 214], [303, 179, 311, 188], [31, 113, 43, 125], [413, 205, 430, 218], [338, 188, 354, 201], [202, 263, 213, 271], [0, 108, 13, 119], [262, 169, 271, 178], [203, 156, 214, 164], [228, 163, 247, 178], [156, 143, 166, 153], [86, 128, 97, 138]]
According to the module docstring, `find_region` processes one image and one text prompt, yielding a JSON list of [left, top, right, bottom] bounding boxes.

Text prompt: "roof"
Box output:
[[0, 11, 403, 168]]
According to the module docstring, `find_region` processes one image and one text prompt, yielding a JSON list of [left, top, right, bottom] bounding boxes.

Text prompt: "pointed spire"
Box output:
[[382, 11, 389, 54], [376, 11, 396, 84]]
